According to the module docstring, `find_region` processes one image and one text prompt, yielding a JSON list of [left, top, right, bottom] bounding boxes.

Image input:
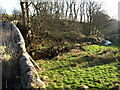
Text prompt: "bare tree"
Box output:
[[73, 2, 79, 20], [12, 8, 22, 20], [65, 2, 70, 19], [20, 0, 30, 25], [85, 0, 101, 35], [60, 0, 65, 19], [92, 11, 110, 36]]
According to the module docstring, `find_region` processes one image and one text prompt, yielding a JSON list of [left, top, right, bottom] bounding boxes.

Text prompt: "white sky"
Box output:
[[0, 0, 119, 20], [95, 0, 119, 19]]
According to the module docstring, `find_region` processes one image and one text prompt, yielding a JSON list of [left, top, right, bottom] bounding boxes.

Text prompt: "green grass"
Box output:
[[83, 45, 119, 54], [36, 45, 120, 89]]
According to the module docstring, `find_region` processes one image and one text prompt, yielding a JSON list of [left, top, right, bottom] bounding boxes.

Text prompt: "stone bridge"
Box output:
[[0, 21, 45, 89]]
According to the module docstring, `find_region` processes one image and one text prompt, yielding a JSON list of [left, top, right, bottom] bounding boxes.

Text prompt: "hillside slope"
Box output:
[[25, 18, 102, 60]]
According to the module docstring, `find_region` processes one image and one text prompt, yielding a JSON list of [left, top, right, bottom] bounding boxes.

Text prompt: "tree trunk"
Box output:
[[20, 1, 29, 26]]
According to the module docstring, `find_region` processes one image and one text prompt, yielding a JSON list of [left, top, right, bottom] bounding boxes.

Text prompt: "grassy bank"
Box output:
[[36, 45, 120, 89]]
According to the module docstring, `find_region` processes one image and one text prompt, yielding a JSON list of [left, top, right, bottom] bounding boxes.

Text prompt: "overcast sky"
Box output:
[[0, 0, 120, 20]]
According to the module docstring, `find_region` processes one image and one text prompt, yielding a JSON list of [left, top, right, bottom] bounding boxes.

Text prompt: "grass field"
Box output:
[[36, 45, 120, 89]]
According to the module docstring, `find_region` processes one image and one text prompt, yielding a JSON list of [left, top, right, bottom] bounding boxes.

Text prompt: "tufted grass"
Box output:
[[36, 45, 120, 89]]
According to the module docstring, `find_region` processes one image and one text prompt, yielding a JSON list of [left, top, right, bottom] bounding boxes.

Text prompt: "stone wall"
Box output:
[[1, 21, 45, 89]]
